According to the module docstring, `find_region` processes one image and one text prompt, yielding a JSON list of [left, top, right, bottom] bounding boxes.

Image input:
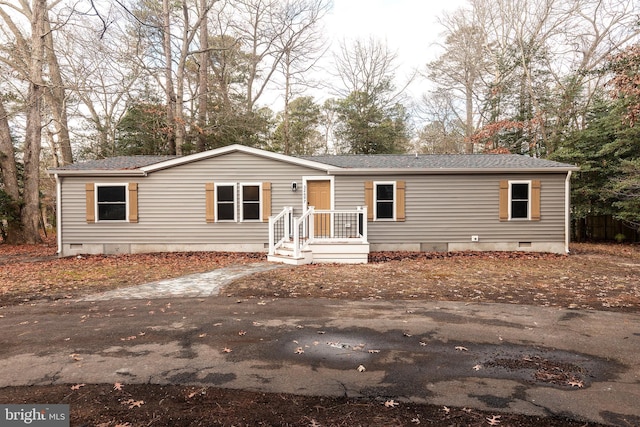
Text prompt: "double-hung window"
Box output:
[[364, 180, 405, 222], [375, 182, 395, 220], [499, 179, 540, 221], [96, 184, 127, 221], [216, 183, 237, 221], [510, 181, 530, 220], [211, 182, 264, 222], [241, 184, 261, 221]]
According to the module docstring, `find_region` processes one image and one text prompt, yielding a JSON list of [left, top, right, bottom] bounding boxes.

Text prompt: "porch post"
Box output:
[[268, 215, 275, 255], [284, 207, 291, 242], [359, 206, 368, 242], [308, 206, 315, 243]]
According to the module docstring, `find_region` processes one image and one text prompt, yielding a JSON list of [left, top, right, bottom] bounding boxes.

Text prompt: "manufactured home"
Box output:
[[49, 144, 578, 264]]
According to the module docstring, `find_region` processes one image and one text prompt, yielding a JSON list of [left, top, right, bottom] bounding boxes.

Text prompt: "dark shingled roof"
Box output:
[[300, 154, 574, 169], [53, 156, 177, 171], [51, 150, 575, 173]]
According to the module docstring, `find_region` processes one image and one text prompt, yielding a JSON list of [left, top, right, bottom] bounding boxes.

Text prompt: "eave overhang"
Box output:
[[327, 166, 579, 176], [47, 170, 148, 177]]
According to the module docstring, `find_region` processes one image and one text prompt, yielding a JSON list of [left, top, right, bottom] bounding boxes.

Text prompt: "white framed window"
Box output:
[[215, 183, 237, 222], [509, 180, 531, 220], [240, 183, 262, 221], [374, 181, 396, 221], [96, 183, 128, 221]]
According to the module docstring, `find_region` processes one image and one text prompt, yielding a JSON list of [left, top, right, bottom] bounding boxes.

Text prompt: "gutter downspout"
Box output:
[[55, 173, 62, 256], [565, 171, 572, 254]]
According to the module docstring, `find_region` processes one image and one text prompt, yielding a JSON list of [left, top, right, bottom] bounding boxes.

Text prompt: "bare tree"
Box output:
[[0, 0, 75, 166], [275, 0, 330, 154], [427, 10, 491, 153], [59, 9, 145, 159], [0, 95, 24, 243], [161, 0, 178, 154], [416, 88, 466, 154], [195, 0, 209, 152], [43, 9, 73, 165], [332, 38, 411, 154], [21, 0, 47, 244]]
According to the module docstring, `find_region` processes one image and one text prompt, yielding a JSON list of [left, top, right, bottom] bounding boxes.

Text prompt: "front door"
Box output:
[[306, 180, 331, 237]]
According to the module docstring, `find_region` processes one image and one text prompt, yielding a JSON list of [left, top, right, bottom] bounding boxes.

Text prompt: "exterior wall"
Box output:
[[59, 151, 324, 256], [332, 173, 568, 254], [58, 151, 570, 256]]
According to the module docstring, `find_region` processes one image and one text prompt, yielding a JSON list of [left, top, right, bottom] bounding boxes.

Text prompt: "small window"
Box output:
[[216, 184, 236, 221], [375, 182, 395, 220], [241, 184, 261, 221], [510, 182, 530, 219], [97, 185, 127, 221]]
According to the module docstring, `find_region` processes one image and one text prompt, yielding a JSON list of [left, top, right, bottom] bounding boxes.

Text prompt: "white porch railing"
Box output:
[[268, 206, 368, 259], [268, 206, 293, 255]]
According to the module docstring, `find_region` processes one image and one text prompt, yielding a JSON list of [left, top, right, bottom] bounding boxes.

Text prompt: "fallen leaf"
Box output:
[[238, 330, 246, 336], [122, 399, 144, 409], [187, 388, 205, 399], [222, 347, 232, 353], [70, 384, 85, 390], [384, 400, 399, 408], [567, 380, 584, 388], [443, 406, 450, 414], [486, 415, 501, 425], [113, 382, 123, 391], [455, 346, 468, 351], [357, 364, 366, 372], [411, 417, 421, 424]]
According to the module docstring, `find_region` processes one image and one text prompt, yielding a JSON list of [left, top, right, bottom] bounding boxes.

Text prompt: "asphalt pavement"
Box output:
[[0, 263, 639, 426]]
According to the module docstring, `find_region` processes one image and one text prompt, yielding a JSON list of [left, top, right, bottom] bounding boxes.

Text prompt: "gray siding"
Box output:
[[59, 150, 569, 254], [60, 152, 324, 249], [333, 173, 567, 247]]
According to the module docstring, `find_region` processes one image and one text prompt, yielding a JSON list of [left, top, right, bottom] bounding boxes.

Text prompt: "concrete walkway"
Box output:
[[81, 262, 283, 300]]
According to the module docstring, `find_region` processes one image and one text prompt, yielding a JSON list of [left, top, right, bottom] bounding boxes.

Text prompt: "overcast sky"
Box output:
[[320, 0, 469, 96]]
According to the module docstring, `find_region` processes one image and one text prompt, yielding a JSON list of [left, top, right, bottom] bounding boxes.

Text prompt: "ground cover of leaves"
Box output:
[[0, 238, 637, 426], [224, 243, 640, 313], [0, 384, 605, 427]]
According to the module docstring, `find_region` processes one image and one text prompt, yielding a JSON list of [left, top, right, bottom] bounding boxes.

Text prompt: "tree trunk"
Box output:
[[0, 98, 25, 244], [282, 49, 291, 154], [163, 0, 177, 155], [465, 78, 474, 154], [21, 0, 47, 244], [43, 12, 73, 165], [196, 0, 209, 152]]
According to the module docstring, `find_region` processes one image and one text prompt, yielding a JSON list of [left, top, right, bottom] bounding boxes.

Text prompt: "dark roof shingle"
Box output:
[[301, 154, 574, 169], [52, 156, 177, 171]]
